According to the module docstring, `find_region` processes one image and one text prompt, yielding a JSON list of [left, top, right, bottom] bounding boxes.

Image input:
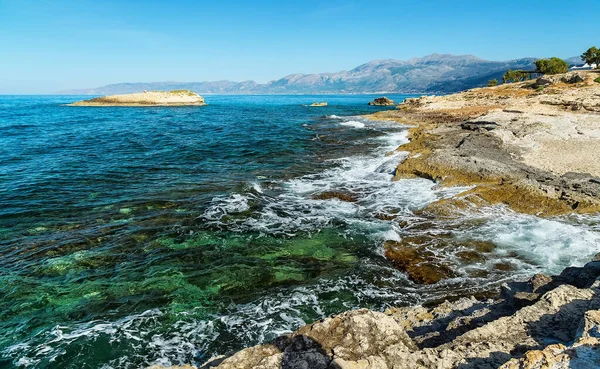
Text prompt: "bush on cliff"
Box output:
[[595, 77, 600, 84], [581, 46, 600, 68], [502, 70, 530, 83], [534, 57, 568, 75], [488, 79, 498, 87]]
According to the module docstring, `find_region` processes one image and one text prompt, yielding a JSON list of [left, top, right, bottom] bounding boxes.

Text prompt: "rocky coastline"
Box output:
[[153, 257, 600, 369], [69, 90, 206, 106], [153, 71, 600, 369], [372, 70, 600, 217]]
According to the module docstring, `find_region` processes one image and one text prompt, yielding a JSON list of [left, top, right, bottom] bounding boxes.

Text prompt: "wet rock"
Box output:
[[312, 191, 357, 202], [494, 262, 515, 271], [374, 213, 397, 221], [368, 97, 395, 106], [466, 240, 496, 253], [384, 241, 455, 284], [456, 250, 485, 263]]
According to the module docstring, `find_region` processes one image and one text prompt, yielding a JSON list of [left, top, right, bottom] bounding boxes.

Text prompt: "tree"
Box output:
[[581, 46, 600, 68], [488, 79, 498, 87], [534, 57, 568, 75], [502, 70, 530, 83]]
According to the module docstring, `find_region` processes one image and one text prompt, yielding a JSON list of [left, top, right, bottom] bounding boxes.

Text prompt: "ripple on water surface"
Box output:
[[0, 95, 599, 369]]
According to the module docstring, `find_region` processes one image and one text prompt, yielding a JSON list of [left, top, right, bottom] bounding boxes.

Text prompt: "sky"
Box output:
[[1, 0, 599, 93]]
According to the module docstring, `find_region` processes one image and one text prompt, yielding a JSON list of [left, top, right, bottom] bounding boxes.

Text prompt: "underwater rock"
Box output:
[[384, 241, 455, 284], [312, 191, 358, 202]]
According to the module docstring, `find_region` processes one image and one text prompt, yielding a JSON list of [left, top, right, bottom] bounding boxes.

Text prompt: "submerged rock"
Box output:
[[384, 241, 455, 284], [312, 191, 357, 202], [368, 97, 395, 106]]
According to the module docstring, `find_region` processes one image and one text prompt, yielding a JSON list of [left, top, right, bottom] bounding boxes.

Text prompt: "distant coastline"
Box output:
[[59, 53, 583, 96]]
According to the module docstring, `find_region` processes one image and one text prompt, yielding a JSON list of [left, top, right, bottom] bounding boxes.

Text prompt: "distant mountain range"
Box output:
[[61, 54, 583, 95]]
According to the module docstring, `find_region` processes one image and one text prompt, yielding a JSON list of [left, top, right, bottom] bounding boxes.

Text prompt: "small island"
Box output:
[[69, 90, 206, 107], [309, 102, 327, 107], [368, 96, 395, 106]]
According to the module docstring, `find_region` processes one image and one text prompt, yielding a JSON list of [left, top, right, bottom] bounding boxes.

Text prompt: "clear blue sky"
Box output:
[[1, 0, 598, 93]]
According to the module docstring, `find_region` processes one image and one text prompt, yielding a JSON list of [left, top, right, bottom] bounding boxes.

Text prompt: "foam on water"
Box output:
[[457, 207, 600, 274], [339, 120, 366, 128], [203, 124, 469, 237]]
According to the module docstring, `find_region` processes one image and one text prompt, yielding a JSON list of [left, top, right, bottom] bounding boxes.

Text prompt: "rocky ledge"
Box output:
[[152, 257, 600, 369], [370, 70, 600, 216], [69, 90, 206, 106]]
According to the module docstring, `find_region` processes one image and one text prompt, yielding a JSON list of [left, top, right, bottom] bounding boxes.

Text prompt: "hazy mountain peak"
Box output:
[[60, 53, 556, 95]]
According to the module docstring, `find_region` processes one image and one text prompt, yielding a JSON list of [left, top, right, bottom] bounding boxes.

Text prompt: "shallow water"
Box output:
[[1, 95, 599, 368]]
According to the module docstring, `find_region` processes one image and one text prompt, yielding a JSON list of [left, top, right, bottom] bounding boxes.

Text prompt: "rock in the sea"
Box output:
[[384, 241, 455, 284], [309, 102, 328, 107], [368, 97, 395, 106], [69, 90, 206, 107], [312, 191, 357, 202]]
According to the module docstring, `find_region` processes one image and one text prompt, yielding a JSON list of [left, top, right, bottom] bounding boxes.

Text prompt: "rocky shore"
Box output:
[[152, 71, 600, 369], [371, 70, 600, 217], [152, 257, 600, 369], [69, 90, 206, 106]]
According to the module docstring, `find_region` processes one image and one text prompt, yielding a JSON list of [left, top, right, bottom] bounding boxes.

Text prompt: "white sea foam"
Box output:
[[457, 207, 600, 274], [339, 120, 366, 128]]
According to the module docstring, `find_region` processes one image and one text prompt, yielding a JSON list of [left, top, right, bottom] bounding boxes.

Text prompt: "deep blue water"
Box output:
[[1, 94, 599, 368]]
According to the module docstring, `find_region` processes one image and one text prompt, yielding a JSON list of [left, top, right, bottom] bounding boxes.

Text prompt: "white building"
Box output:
[[570, 63, 598, 70]]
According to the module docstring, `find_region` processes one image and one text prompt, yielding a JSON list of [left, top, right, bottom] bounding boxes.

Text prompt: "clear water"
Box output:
[[1, 95, 599, 368]]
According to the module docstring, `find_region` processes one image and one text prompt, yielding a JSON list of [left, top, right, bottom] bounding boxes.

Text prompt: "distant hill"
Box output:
[[60, 54, 578, 95]]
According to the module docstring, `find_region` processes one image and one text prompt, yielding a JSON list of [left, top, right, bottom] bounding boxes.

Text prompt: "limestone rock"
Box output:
[[460, 121, 499, 131], [70, 90, 206, 107]]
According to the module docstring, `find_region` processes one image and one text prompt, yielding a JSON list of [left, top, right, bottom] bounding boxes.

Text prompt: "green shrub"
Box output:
[[581, 46, 600, 68], [594, 77, 600, 84], [534, 57, 568, 75], [502, 70, 531, 83], [488, 79, 498, 87], [169, 89, 196, 95]]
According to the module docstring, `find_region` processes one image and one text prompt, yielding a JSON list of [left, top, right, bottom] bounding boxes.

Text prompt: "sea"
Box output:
[[1, 94, 599, 368]]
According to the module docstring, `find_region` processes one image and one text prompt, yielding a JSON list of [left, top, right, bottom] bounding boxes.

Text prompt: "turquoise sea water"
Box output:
[[1, 95, 600, 368]]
